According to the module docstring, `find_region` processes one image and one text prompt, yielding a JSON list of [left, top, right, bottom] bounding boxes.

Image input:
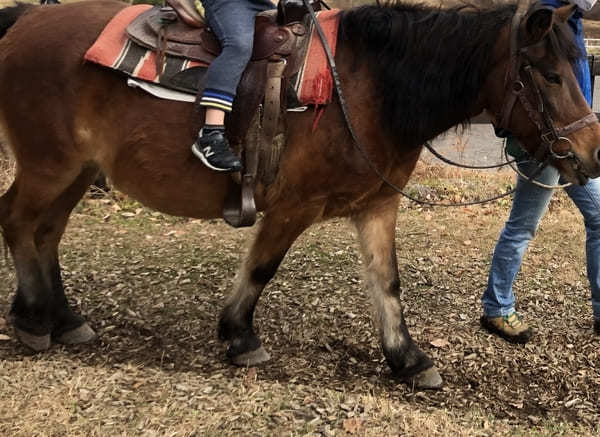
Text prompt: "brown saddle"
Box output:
[[127, 5, 306, 67], [126, 0, 315, 228]]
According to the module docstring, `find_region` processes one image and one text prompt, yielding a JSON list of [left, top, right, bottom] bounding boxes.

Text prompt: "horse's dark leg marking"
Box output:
[[219, 206, 321, 366], [36, 165, 99, 344], [0, 161, 92, 351], [352, 197, 442, 389]]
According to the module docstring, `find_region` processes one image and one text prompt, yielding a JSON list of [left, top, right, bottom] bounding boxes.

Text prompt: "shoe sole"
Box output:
[[191, 144, 241, 173], [480, 316, 532, 344]]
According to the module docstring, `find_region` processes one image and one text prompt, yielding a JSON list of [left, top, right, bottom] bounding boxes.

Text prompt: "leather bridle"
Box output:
[[494, 2, 598, 177]]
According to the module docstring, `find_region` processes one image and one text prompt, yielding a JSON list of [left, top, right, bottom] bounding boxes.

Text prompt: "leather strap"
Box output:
[[223, 117, 260, 227], [222, 60, 287, 227], [261, 60, 287, 181], [557, 112, 598, 136]]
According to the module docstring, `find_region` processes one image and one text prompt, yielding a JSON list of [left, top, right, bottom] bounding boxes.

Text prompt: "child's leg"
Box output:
[[192, 0, 275, 172]]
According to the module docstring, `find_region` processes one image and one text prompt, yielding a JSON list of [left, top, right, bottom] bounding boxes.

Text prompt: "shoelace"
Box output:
[[503, 313, 524, 328]]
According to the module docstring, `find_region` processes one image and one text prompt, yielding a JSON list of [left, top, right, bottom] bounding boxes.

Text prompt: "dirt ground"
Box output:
[[0, 153, 598, 435]]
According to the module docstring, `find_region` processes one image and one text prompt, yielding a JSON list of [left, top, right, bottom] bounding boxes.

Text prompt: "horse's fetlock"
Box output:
[[218, 314, 250, 342], [9, 300, 53, 336], [226, 334, 262, 359], [383, 341, 433, 379]]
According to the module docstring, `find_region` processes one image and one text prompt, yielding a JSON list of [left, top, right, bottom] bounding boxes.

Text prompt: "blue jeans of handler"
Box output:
[[482, 161, 600, 320]]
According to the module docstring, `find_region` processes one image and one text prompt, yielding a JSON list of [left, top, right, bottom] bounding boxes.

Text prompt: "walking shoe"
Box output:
[[594, 318, 600, 335], [480, 312, 532, 344], [191, 130, 242, 172]]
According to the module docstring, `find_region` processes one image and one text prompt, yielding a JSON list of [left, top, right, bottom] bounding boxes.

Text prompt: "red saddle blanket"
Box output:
[[84, 5, 340, 106]]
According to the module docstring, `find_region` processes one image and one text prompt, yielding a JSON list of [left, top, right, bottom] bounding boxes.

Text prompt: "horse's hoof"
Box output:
[[54, 323, 97, 345], [231, 345, 271, 366], [409, 366, 443, 389], [14, 327, 51, 352]]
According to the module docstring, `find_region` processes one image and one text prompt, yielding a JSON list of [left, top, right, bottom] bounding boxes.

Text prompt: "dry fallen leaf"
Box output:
[[430, 338, 449, 348], [0, 334, 10, 341], [343, 418, 362, 434], [244, 367, 258, 387]]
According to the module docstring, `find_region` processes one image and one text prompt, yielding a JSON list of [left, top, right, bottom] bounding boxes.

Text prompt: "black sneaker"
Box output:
[[191, 130, 242, 172]]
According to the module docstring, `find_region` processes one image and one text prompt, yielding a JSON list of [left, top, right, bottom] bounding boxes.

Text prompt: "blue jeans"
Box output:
[[482, 161, 600, 320], [200, 0, 274, 102]]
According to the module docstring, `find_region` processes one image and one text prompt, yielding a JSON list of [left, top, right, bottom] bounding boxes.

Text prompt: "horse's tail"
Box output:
[[0, 3, 32, 40]]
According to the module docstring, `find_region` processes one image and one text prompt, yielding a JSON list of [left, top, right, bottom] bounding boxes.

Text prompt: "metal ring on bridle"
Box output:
[[550, 136, 575, 159], [504, 141, 572, 189], [512, 80, 525, 93]]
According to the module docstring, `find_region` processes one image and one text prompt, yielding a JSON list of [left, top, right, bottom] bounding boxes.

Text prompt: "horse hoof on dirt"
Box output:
[[54, 323, 97, 345], [230, 345, 271, 367], [409, 366, 443, 389], [14, 328, 51, 352]]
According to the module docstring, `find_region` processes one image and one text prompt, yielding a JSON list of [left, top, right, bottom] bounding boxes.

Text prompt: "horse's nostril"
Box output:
[[595, 147, 600, 165]]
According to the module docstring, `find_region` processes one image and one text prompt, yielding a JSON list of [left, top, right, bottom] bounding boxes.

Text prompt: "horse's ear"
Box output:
[[524, 7, 554, 43], [554, 4, 576, 22]]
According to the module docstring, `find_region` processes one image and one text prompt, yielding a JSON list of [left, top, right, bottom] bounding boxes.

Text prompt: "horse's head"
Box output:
[[487, 1, 600, 184]]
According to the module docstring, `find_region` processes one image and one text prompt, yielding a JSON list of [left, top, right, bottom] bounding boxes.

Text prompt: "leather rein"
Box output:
[[302, 0, 595, 206]]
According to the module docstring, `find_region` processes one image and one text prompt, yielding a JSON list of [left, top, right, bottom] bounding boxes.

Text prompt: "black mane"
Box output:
[[0, 4, 32, 40], [339, 2, 580, 147]]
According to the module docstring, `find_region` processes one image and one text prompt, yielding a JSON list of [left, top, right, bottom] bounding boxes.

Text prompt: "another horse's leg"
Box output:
[[36, 166, 100, 344], [218, 207, 320, 366], [352, 196, 443, 389], [0, 164, 94, 351]]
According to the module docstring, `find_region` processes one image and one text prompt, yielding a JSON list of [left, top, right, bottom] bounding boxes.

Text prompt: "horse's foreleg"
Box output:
[[353, 197, 442, 389], [219, 206, 321, 366]]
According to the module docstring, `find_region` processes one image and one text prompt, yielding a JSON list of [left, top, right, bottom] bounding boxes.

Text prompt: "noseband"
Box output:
[[495, 4, 597, 171]]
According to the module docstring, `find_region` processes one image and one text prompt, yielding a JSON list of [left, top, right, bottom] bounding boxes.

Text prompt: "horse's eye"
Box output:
[[543, 72, 562, 85]]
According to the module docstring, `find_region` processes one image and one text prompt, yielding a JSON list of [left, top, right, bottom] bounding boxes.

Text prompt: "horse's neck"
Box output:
[[338, 5, 513, 147]]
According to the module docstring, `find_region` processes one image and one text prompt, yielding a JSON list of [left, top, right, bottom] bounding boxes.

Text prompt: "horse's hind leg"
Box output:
[[218, 206, 321, 366], [352, 196, 442, 389], [1, 162, 96, 351], [36, 165, 100, 345]]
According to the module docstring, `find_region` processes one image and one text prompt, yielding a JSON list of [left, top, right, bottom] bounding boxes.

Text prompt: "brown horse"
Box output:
[[1, 0, 599, 389]]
